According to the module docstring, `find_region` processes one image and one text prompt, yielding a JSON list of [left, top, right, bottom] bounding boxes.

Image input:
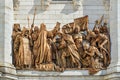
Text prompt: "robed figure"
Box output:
[[14, 27, 32, 69], [35, 23, 52, 67]]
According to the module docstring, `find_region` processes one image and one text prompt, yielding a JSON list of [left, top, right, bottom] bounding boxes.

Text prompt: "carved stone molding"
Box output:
[[45, 0, 52, 6], [72, 0, 82, 9], [13, 0, 20, 11], [103, 0, 110, 11], [41, 0, 52, 10]]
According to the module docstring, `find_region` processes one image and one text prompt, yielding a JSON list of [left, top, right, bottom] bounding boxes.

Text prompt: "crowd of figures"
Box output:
[[12, 15, 111, 74]]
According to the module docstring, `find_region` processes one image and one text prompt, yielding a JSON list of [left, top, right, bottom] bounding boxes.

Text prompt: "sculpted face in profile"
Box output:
[[12, 15, 111, 74]]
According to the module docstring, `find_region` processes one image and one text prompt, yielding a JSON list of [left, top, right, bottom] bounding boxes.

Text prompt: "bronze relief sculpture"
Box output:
[[12, 15, 111, 74]]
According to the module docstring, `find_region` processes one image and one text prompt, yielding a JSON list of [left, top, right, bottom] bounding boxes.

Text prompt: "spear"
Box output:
[[99, 15, 104, 25], [27, 16, 30, 27], [93, 15, 104, 31], [31, 7, 37, 28]]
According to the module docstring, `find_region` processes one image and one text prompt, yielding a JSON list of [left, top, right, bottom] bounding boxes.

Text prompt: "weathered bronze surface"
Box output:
[[12, 15, 110, 74]]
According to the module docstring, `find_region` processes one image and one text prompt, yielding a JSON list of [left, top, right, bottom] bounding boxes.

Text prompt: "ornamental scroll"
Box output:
[[12, 15, 111, 74]]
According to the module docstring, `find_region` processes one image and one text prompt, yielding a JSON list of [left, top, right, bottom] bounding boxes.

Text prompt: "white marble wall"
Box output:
[[0, 0, 5, 62], [14, 0, 109, 30], [14, 0, 112, 80], [17, 70, 105, 80], [0, 0, 13, 66], [2, 0, 120, 80], [105, 0, 120, 80], [0, 0, 17, 80]]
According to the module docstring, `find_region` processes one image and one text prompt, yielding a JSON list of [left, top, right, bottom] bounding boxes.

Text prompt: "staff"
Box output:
[[28, 8, 37, 36], [93, 15, 104, 31], [31, 7, 37, 28], [27, 16, 30, 27]]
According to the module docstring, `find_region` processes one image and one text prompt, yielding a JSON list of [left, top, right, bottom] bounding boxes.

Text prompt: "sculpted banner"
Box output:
[[12, 15, 111, 74]]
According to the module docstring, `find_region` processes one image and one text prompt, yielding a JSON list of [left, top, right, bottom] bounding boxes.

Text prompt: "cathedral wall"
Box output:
[[14, 0, 109, 30], [1, 0, 120, 80], [13, 0, 111, 80]]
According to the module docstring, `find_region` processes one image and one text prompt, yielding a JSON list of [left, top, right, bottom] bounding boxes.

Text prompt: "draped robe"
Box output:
[[35, 24, 52, 65]]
